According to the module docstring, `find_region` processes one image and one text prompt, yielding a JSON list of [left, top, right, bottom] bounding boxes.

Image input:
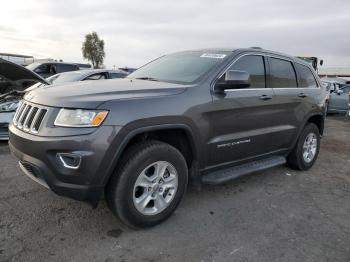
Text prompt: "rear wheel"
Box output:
[[287, 123, 320, 170], [106, 141, 188, 228]]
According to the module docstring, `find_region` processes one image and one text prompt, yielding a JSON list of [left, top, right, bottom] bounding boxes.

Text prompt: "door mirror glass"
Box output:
[[216, 70, 251, 91]]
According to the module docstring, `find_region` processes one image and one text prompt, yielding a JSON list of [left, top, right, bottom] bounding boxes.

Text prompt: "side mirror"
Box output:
[[215, 70, 251, 92], [337, 89, 344, 95]]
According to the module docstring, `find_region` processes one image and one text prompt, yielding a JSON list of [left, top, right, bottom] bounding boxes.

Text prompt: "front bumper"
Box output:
[[9, 124, 123, 205]]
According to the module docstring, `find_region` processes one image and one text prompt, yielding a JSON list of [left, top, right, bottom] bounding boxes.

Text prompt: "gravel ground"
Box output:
[[0, 116, 349, 262]]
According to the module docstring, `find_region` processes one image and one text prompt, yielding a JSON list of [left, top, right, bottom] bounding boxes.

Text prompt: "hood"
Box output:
[[0, 58, 49, 95], [24, 78, 188, 108]]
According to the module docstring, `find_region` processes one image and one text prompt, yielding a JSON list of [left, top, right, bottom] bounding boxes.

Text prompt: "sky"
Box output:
[[1, 0, 350, 68]]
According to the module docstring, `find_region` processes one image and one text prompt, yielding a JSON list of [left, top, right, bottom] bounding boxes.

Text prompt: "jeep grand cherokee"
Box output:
[[9, 48, 326, 228]]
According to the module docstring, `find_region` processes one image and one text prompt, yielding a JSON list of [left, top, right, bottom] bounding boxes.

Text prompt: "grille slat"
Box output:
[[24, 107, 38, 131], [13, 102, 25, 124], [33, 109, 47, 132], [18, 105, 31, 127], [21, 105, 33, 128], [13, 102, 48, 134]]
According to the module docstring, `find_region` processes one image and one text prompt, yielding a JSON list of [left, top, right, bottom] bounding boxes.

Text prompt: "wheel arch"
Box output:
[[102, 124, 199, 187]]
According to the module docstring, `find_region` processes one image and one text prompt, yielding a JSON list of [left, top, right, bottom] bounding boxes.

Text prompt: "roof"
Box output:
[[182, 47, 307, 63]]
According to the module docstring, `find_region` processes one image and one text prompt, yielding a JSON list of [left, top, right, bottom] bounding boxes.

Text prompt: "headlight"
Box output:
[[0, 101, 20, 112], [54, 109, 108, 127]]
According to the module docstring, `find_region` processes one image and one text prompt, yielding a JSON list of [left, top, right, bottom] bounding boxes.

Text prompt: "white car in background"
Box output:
[[0, 63, 129, 140]]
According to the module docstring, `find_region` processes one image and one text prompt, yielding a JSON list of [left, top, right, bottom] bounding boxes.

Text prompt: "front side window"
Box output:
[[295, 64, 318, 88], [128, 51, 231, 84], [269, 58, 297, 88], [84, 73, 106, 80], [228, 55, 265, 88]]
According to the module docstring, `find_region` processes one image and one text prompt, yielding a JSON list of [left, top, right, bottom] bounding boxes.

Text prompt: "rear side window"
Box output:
[[84, 73, 107, 80], [34, 64, 50, 74], [269, 58, 297, 88], [57, 64, 78, 73], [295, 64, 318, 88], [110, 73, 127, 79], [229, 55, 265, 88]]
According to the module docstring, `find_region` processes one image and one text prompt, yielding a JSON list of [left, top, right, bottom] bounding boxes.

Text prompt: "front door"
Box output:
[[207, 54, 282, 168]]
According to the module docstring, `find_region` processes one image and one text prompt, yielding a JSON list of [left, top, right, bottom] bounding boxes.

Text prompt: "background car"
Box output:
[[0, 66, 129, 140], [26, 69, 129, 92], [328, 84, 350, 114], [26, 62, 80, 78], [321, 77, 350, 114], [0, 59, 48, 140]]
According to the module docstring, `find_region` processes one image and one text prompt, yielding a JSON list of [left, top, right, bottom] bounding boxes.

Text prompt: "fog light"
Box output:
[[57, 153, 81, 169]]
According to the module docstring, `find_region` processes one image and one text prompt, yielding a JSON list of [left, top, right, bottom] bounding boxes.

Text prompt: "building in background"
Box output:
[[0, 53, 55, 66], [0, 53, 35, 66], [319, 67, 350, 80]]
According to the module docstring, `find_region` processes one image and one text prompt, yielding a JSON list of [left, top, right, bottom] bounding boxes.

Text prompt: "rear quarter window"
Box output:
[[269, 58, 297, 88], [295, 64, 318, 88]]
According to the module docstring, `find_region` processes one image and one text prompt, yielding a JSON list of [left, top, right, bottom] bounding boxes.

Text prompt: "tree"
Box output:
[[82, 32, 105, 68]]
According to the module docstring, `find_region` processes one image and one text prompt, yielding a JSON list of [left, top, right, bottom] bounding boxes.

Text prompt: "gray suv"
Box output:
[[26, 62, 80, 78], [9, 48, 326, 228]]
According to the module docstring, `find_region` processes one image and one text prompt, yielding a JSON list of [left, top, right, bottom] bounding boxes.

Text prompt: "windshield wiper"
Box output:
[[135, 77, 159, 82]]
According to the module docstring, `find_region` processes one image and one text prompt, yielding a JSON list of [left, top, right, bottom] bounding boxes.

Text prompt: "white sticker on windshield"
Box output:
[[200, 53, 227, 59]]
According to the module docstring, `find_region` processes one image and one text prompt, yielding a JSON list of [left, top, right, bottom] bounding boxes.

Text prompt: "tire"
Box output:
[[106, 140, 188, 228], [287, 123, 320, 170]]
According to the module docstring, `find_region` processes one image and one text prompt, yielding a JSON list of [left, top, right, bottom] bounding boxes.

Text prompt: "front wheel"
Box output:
[[106, 141, 188, 228], [287, 123, 320, 170]]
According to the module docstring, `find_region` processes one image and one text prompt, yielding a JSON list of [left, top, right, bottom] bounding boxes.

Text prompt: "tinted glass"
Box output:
[[295, 64, 317, 88], [269, 58, 297, 88], [229, 55, 265, 88], [26, 62, 41, 70], [35, 64, 50, 74], [128, 51, 231, 84], [85, 73, 106, 80], [110, 73, 127, 79], [48, 71, 84, 84], [57, 64, 78, 72]]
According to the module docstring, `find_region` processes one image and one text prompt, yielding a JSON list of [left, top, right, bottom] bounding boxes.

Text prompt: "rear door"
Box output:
[[269, 58, 319, 149]]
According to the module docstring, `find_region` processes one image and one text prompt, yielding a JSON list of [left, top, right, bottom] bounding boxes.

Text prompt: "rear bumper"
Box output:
[[9, 124, 123, 206]]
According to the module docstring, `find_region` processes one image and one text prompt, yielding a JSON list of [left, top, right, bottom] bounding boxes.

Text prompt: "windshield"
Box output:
[[128, 51, 231, 84], [47, 71, 85, 84], [26, 62, 41, 70]]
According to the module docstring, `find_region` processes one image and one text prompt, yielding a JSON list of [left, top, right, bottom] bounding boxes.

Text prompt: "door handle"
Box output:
[[298, 93, 308, 98], [259, 94, 272, 101]]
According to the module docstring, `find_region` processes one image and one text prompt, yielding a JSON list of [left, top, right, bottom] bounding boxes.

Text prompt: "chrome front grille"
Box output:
[[13, 101, 48, 134]]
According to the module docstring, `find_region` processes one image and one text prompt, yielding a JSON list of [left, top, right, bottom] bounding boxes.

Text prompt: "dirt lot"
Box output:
[[0, 116, 349, 262]]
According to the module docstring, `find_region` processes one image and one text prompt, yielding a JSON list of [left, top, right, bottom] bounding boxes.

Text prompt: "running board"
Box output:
[[202, 156, 286, 185]]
